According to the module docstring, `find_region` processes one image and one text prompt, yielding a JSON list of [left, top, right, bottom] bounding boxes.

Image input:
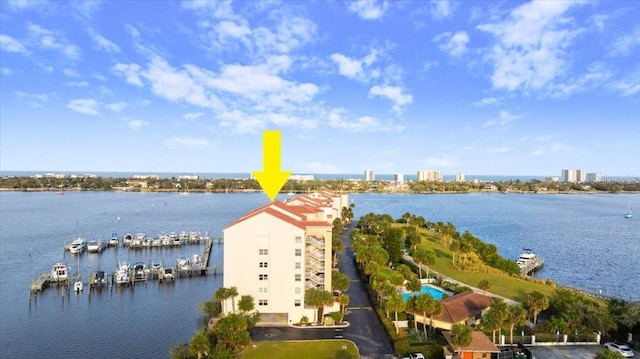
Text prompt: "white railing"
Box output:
[[306, 259, 324, 272], [307, 248, 325, 261], [306, 272, 324, 285], [306, 236, 325, 249]]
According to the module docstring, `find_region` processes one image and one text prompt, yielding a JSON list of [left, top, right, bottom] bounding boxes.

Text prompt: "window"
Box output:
[[295, 248, 302, 256], [259, 287, 267, 293], [259, 300, 268, 306], [294, 299, 301, 307], [295, 287, 301, 294], [259, 262, 268, 268], [259, 274, 268, 280], [259, 249, 268, 255], [295, 262, 301, 269], [295, 236, 302, 244], [295, 274, 301, 281]]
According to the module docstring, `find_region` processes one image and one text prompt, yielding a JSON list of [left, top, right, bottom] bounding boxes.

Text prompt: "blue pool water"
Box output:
[[402, 285, 446, 301]]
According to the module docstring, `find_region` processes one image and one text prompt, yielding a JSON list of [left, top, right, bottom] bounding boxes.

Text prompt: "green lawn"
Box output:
[[239, 340, 359, 359], [410, 226, 556, 301]]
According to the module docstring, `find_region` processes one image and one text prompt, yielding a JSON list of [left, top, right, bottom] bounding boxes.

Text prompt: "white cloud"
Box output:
[[307, 162, 340, 173], [106, 101, 127, 112], [423, 156, 458, 167], [0, 34, 27, 52], [369, 85, 413, 112], [182, 0, 237, 20], [65, 81, 88, 87], [612, 26, 640, 56], [111, 63, 144, 87], [16, 91, 52, 107], [327, 109, 402, 133], [6, 0, 49, 10], [489, 147, 510, 154], [27, 23, 81, 60], [91, 32, 120, 53], [66, 98, 100, 115], [477, 1, 584, 92], [473, 97, 498, 106], [330, 53, 363, 78], [183, 112, 204, 120], [348, 0, 389, 20], [217, 110, 266, 134], [1, 67, 13, 75], [431, 0, 454, 19], [435, 31, 469, 57], [612, 75, 640, 97], [164, 137, 211, 148], [215, 20, 252, 39], [127, 119, 148, 130], [483, 110, 521, 127]]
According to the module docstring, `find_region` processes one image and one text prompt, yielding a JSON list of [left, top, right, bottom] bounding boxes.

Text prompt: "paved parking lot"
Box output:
[[528, 345, 607, 359]]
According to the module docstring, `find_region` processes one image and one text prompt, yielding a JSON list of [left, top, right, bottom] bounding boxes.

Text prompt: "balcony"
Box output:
[[306, 236, 325, 249], [307, 248, 325, 261], [306, 272, 324, 286], [306, 259, 324, 273]]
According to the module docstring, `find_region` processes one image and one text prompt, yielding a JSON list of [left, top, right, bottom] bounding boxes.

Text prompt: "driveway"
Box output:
[[527, 345, 606, 359]]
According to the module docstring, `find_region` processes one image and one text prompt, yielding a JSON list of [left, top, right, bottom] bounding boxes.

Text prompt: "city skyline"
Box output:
[[1, 1, 639, 176]]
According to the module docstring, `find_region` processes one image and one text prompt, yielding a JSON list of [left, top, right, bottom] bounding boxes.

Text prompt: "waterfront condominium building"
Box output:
[[586, 172, 602, 182], [223, 190, 347, 324], [364, 169, 375, 181], [561, 169, 586, 183], [417, 170, 443, 182], [394, 173, 404, 182], [455, 173, 465, 182]]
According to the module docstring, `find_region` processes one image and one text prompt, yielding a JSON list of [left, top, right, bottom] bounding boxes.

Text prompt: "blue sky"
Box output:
[[1, 0, 639, 177]]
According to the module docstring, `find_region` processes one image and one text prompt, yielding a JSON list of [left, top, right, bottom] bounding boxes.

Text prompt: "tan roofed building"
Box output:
[[223, 192, 347, 325]]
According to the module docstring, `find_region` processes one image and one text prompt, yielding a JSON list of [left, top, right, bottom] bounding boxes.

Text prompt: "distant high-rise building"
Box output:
[[394, 173, 404, 182], [364, 169, 375, 181], [586, 172, 601, 182], [417, 170, 443, 182], [561, 169, 586, 183], [455, 173, 465, 182]]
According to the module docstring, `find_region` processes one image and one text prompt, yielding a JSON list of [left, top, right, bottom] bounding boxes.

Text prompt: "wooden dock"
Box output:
[[30, 272, 51, 291], [520, 258, 544, 275]]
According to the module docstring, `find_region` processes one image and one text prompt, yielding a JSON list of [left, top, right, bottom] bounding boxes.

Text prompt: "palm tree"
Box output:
[[406, 277, 422, 296], [304, 288, 334, 323], [484, 299, 509, 342], [506, 305, 528, 345], [450, 324, 473, 349], [412, 248, 435, 279], [215, 287, 230, 315], [338, 294, 350, 317], [238, 295, 254, 315], [478, 279, 491, 294], [227, 286, 239, 313], [189, 329, 211, 359], [523, 291, 549, 326], [385, 292, 406, 334], [449, 240, 460, 265]]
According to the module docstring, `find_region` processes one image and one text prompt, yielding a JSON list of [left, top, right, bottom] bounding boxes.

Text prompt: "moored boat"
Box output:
[[73, 279, 83, 292], [69, 238, 87, 254], [108, 233, 120, 247], [115, 261, 131, 285], [516, 248, 543, 275], [87, 239, 105, 253], [50, 262, 70, 282], [92, 271, 106, 286]]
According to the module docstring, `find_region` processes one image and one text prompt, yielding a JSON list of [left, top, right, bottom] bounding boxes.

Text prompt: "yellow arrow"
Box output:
[[252, 130, 291, 201]]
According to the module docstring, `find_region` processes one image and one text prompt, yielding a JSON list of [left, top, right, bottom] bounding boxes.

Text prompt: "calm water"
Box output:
[[0, 192, 638, 358]]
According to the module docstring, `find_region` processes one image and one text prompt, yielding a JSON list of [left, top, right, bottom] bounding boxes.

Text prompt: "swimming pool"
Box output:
[[402, 285, 446, 301]]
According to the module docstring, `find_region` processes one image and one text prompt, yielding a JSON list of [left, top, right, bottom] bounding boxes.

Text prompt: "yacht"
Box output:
[[162, 267, 175, 280], [108, 233, 120, 247], [50, 262, 70, 282], [516, 249, 543, 274], [93, 271, 106, 286], [115, 261, 131, 285], [87, 239, 105, 253], [69, 238, 87, 254], [73, 279, 83, 292]]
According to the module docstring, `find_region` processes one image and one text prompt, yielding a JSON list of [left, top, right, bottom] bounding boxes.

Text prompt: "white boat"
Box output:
[[190, 254, 202, 270], [73, 279, 83, 292], [87, 239, 105, 253], [177, 256, 190, 271], [516, 248, 543, 274], [108, 233, 120, 247], [625, 202, 632, 218], [115, 261, 131, 285], [93, 271, 106, 286], [130, 233, 145, 249], [123, 234, 133, 246], [133, 262, 146, 281], [69, 238, 87, 254], [50, 262, 69, 282], [162, 267, 175, 280]]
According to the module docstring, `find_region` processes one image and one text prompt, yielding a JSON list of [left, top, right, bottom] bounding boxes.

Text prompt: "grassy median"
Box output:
[[239, 340, 359, 359]]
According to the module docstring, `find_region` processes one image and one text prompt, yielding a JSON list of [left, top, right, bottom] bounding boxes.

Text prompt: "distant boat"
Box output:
[[625, 201, 632, 218]]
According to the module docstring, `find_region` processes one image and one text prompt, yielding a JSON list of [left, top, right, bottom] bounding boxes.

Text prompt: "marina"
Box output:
[[32, 234, 220, 293]]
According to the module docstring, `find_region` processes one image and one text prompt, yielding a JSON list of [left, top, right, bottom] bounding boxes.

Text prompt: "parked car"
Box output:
[[401, 353, 425, 359], [604, 342, 635, 357]]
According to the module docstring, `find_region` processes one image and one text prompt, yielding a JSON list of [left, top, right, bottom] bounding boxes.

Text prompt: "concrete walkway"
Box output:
[[401, 255, 520, 306]]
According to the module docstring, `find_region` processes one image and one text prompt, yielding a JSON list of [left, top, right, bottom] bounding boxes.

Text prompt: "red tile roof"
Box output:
[[223, 199, 332, 230]]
